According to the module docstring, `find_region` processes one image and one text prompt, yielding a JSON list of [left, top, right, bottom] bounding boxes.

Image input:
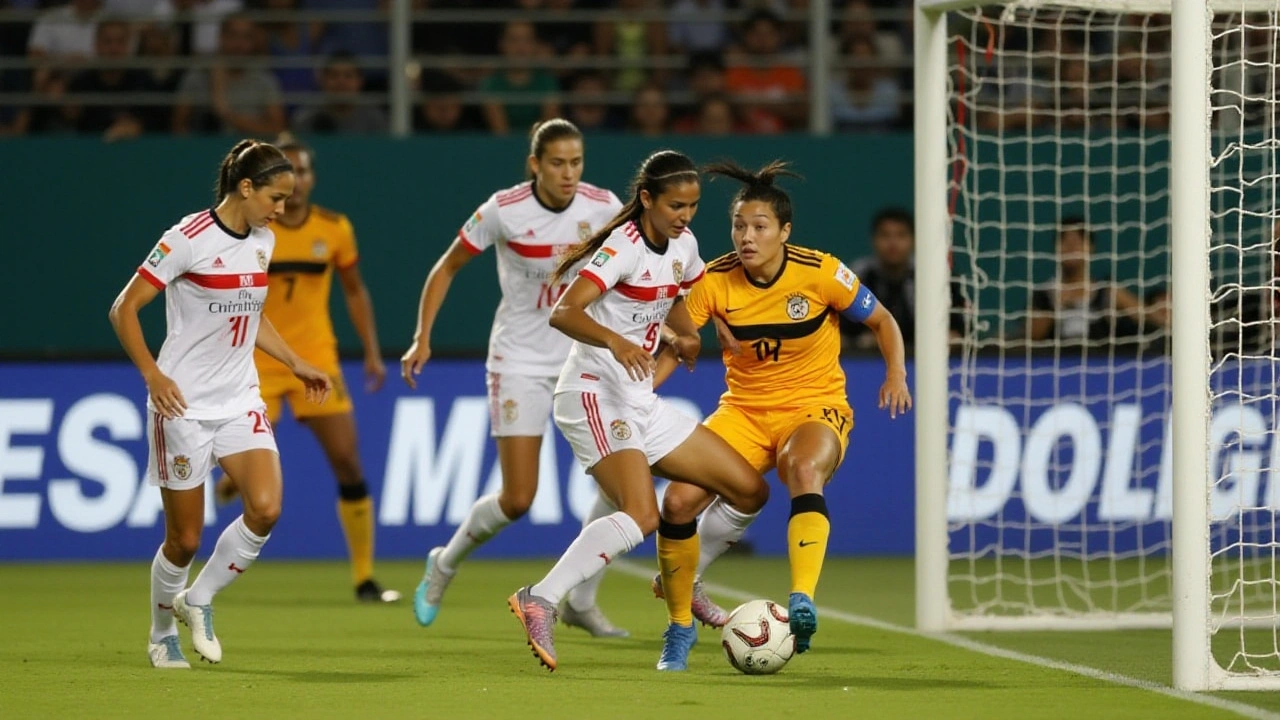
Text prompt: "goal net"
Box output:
[[919, 0, 1280, 689]]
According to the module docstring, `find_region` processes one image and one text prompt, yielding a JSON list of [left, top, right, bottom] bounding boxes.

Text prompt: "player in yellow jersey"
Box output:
[[652, 160, 911, 665], [216, 136, 397, 604]]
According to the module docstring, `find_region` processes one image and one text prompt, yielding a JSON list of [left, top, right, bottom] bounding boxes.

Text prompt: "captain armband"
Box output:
[[840, 285, 879, 324]]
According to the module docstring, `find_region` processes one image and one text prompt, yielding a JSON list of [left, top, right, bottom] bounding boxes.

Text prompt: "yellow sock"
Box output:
[[337, 496, 375, 585], [788, 498, 830, 598], [657, 521, 700, 626]]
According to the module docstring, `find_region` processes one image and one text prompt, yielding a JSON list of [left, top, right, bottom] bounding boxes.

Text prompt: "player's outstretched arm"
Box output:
[[256, 317, 332, 405], [550, 276, 656, 381], [401, 239, 476, 389], [109, 276, 187, 419]]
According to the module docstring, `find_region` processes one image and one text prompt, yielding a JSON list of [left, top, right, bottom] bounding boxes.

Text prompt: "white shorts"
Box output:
[[487, 372, 555, 437], [553, 391, 699, 471], [145, 407, 279, 491]]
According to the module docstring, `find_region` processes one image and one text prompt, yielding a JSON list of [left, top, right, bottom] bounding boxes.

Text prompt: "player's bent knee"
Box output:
[[243, 498, 282, 532], [165, 533, 200, 564], [660, 491, 703, 525], [498, 488, 536, 519], [626, 506, 660, 536], [726, 478, 769, 515], [780, 455, 828, 494]]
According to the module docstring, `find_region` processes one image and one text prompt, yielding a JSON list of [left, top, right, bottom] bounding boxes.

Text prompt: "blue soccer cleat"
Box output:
[[656, 622, 698, 671], [413, 546, 453, 627], [789, 592, 817, 654]]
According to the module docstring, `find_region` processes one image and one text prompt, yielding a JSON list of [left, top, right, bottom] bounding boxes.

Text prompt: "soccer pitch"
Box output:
[[3, 557, 1277, 720]]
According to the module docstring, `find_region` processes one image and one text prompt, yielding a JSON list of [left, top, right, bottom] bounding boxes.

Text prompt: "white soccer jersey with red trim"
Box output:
[[555, 220, 706, 403], [136, 209, 275, 420], [458, 180, 622, 377]]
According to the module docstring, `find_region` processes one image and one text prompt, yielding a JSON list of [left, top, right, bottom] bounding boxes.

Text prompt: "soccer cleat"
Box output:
[[650, 573, 730, 628], [655, 622, 698, 671], [147, 635, 190, 669], [413, 546, 454, 627], [560, 602, 630, 638], [789, 592, 817, 654], [356, 578, 402, 604], [173, 590, 221, 663], [508, 587, 558, 671]]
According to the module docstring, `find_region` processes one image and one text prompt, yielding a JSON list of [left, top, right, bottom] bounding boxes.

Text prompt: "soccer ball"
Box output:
[[720, 598, 795, 675]]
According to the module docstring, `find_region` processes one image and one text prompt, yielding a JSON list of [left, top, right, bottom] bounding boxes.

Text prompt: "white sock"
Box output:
[[437, 493, 513, 574], [186, 516, 268, 606], [566, 492, 617, 611], [531, 511, 644, 606], [695, 498, 759, 579], [150, 546, 190, 643]]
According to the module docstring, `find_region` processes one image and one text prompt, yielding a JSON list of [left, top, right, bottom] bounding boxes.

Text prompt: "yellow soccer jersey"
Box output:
[[256, 204, 358, 368], [684, 244, 860, 409]]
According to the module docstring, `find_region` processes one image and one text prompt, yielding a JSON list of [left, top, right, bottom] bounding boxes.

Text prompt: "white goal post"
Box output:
[[914, 0, 1280, 691]]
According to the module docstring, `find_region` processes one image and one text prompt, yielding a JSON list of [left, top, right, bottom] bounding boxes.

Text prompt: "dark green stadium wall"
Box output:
[[2, 135, 916, 357]]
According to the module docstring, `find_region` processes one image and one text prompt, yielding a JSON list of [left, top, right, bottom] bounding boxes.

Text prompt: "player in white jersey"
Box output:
[[507, 150, 770, 672], [108, 140, 331, 670], [400, 119, 630, 637]]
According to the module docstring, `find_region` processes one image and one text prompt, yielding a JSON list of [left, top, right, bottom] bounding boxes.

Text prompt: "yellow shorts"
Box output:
[[703, 402, 853, 474], [257, 351, 352, 421]]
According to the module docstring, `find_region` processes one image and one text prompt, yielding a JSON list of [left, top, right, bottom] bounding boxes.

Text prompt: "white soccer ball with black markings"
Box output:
[[720, 599, 795, 675]]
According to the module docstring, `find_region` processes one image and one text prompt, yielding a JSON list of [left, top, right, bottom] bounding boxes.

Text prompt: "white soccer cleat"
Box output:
[[147, 635, 191, 669], [173, 590, 222, 663]]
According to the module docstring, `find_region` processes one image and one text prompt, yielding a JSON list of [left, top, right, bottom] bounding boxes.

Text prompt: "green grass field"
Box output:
[[3, 557, 1279, 720]]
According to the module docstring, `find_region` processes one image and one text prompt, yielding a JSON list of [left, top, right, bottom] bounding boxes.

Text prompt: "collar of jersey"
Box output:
[[745, 249, 789, 289], [531, 181, 575, 215], [630, 220, 668, 255], [210, 207, 250, 240]]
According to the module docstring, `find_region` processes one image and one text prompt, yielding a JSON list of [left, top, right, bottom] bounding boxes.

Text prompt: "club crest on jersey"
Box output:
[[786, 293, 810, 320], [147, 242, 171, 267], [671, 259, 684, 285], [502, 399, 519, 424], [578, 221, 592, 241], [312, 239, 327, 258], [834, 262, 857, 291], [610, 419, 632, 441], [257, 249, 269, 271], [173, 455, 191, 480], [591, 247, 617, 267]]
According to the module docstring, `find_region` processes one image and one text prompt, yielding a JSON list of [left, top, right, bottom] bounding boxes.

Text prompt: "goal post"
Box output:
[[913, 0, 1280, 691]]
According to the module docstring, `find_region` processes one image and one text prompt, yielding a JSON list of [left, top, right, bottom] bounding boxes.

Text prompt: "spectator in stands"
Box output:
[[538, 0, 592, 61], [627, 81, 668, 136], [0, 58, 29, 136], [153, 0, 243, 56], [565, 70, 621, 132], [1112, 39, 1169, 131], [480, 21, 559, 135], [173, 14, 286, 136], [666, 0, 729, 55], [670, 51, 725, 132], [1056, 55, 1095, 130], [292, 51, 386, 134], [830, 35, 901, 132], [255, 0, 323, 96], [1026, 217, 1166, 351], [592, 0, 666, 92], [836, 0, 905, 68], [690, 93, 737, 135], [724, 9, 805, 133], [63, 19, 150, 140], [137, 22, 184, 131], [307, 0, 386, 92], [27, 0, 102, 94], [840, 207, 967, 352], [414, 69, 483, 133]]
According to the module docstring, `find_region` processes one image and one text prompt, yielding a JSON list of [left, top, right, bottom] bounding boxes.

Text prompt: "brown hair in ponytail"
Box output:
[[551, 149, 699, 283], [214, 139, 294, 200]]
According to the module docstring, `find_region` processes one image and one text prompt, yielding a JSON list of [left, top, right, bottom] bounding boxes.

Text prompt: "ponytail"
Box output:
[[215, 139, 294, 200], [703, 159, 800, 226]]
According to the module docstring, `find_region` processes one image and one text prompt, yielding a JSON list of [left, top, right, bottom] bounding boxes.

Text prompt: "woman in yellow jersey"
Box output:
[[653, 160, 911, 663], [216, 136, 396, 604]]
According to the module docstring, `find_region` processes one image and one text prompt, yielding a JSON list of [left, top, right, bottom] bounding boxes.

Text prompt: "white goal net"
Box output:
[[932, 0, 1280, 685]]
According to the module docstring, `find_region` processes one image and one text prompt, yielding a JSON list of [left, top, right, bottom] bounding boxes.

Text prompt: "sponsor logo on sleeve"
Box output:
[[591, 247, 617, 267], [463, 212, 482, 235], [147, 242, 171, 267], [834, 262, 857, 291]]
